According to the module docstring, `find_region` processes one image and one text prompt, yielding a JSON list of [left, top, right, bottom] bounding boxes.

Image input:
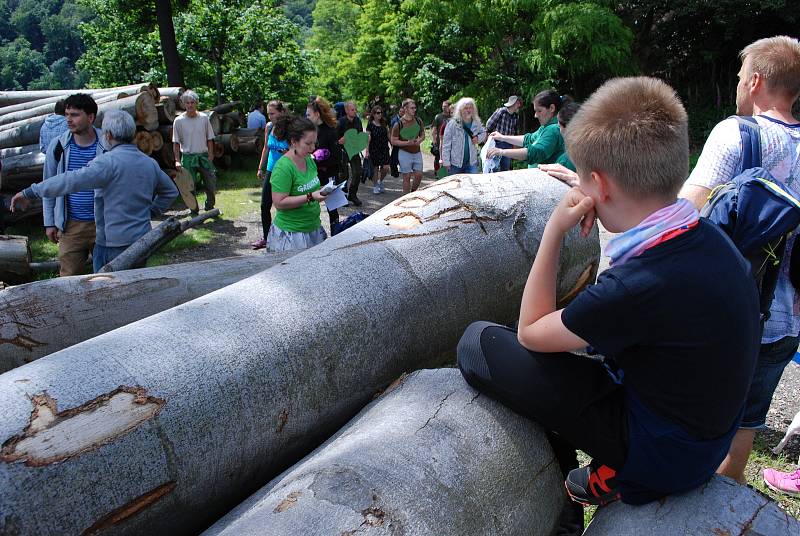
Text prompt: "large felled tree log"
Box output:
[[0, 151, 45, 191], [236, 136, 263, 155], [204, 368, 564, 536], [95, 93, 159, 131], [0, 197, 41, 224], [99, 210, 221, 272], [0, 252, 293, 372], [0, 93, 119, 130], [585, 475, 800, 534], [133, 130, 153, 154], [0, 85, 147, 108], [0, 235, 31, 285], [150, 130, 164, 152], [0, 144, 38, 158], [0, 171, 599, 536], [0, 93, 158, 149], [156, 99, 176, 124], [218, 134, 239, 153]]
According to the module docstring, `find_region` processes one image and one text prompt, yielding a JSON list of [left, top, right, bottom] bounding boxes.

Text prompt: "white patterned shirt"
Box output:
[[686, 115, 800, 343]]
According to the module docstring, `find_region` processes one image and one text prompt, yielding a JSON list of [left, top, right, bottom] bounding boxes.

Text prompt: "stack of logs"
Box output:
[[0, 84, 263, 220]]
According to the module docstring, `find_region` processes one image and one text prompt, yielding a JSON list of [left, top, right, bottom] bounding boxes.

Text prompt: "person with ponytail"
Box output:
[[487, 90, 567, 168], [306, 96, 342, 229], [253, 100, 289, 249], [266, 115, 329, 252]]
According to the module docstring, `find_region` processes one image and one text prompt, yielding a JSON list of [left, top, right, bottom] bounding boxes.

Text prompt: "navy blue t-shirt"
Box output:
[[562, 219, 760, 501]]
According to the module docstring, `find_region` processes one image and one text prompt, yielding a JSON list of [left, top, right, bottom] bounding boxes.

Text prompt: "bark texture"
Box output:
[[0, 171, 599, 536], [204, 368, 564, 536], [0, 253, 292, 371]]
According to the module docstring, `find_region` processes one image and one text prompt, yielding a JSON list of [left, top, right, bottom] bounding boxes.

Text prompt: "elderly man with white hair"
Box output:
[[172, 90, 217, 212], [11, 110, 178, 271]]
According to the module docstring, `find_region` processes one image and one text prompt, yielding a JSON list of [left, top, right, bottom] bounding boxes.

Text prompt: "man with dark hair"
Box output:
[[42, 93, 107, 276], [247, 101, 267, 129], [13, 110, 177, 271], [39, 99, 68, 154]]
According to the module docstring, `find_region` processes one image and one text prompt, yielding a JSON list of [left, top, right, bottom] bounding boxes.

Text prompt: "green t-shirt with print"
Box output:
[[270, 155, 322, 233]]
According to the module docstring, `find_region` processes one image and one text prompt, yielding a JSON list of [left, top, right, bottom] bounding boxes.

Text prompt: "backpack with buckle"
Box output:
[[700, 116, 800, 324]]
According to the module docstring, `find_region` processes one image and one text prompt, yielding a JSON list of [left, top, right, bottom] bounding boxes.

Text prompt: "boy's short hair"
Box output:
[[565, 76, 688, 199], [741, 36, 800, 100], [64, 93, 98, 117], [54, 99, 66, 115]]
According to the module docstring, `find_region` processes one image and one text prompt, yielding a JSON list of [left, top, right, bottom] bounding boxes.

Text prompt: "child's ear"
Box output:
[[590, 170, 611, 201]]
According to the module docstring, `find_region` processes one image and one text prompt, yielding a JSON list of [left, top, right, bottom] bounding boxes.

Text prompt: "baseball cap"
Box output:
[[504, 95, 520, 107]]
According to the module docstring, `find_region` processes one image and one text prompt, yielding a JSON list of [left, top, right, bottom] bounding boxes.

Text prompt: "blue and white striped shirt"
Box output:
[[66, 137, 99, 221]]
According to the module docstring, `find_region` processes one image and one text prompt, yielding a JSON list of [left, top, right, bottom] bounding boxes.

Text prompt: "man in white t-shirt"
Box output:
[[680, 35, 800, 485], [172, 90, 217, 211]]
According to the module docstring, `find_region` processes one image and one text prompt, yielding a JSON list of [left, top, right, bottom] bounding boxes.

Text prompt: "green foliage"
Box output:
[[282, 0, 316, 28], [0, 0, 90, 90], [77, 0, 313, 109]]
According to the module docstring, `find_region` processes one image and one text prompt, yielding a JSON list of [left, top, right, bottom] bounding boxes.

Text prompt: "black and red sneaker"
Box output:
[[565, 463, 621, 506]]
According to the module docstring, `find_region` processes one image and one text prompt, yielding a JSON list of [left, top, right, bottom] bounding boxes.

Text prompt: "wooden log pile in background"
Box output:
[[0, 84, 262, 221]]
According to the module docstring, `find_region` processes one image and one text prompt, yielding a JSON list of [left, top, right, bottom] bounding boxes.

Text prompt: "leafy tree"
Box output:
[[306, 0, 362, 99], [0, 38, 49, 89]]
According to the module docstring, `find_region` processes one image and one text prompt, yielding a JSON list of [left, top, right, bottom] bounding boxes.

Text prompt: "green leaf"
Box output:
[[400, 122, 420, 140], [343, 128, 369, 159]]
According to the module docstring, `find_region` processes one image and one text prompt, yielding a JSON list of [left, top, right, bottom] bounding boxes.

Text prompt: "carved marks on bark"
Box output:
[[1, 386, 165, 466]]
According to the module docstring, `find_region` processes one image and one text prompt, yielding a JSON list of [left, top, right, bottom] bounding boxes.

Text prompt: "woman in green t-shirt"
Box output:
[[487, 90, 568, 168], [266, 115, 330, 252], [539, 100, 582, 187]]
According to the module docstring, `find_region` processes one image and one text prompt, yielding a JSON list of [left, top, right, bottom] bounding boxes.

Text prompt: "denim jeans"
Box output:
[[93, 243, 132, 272], [740, 334, 800, 428], [448, 164, 477, 175]]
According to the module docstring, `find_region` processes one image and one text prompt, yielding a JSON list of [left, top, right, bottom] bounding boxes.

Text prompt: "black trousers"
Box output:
[[456, 321, 629, 476], [260, 171, 272, 239], [390, 145, 400, 177]]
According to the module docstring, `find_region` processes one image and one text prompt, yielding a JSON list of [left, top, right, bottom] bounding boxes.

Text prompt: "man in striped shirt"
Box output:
[[42, 93, 107, 276]]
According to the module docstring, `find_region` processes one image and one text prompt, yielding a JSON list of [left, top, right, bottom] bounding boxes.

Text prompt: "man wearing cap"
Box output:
[[486, 96, 522, 172]]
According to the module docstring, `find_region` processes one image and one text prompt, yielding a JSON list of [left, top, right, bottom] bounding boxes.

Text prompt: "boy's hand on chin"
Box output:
[[549, 187, 596, 237]]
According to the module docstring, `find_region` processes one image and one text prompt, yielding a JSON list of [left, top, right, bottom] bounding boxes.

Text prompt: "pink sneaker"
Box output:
[[251, 238, 266, 250], [763, 467, 800, 496]]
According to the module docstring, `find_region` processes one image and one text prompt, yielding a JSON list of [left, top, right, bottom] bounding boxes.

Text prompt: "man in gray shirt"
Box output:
[[12, 110, 178, 271]]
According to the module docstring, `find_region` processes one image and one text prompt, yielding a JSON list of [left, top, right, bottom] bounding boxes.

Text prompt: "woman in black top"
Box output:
[[307, 96, 341, 228], [366, 105, 390, 194]]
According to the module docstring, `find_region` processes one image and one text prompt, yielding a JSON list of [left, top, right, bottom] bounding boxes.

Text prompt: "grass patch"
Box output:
[[745, 433, 800, 519], [146, 226, 214, 267]]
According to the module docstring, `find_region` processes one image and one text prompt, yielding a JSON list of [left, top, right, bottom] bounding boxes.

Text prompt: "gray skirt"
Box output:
[[266, 224, 327, 252]]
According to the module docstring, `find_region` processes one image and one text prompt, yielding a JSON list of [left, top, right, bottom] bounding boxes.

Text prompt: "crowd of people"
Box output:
[[4, 33, 800, 533]]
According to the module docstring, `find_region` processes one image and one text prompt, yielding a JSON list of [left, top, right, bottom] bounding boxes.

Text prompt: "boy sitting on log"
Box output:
[[457, 77, 761, 534]]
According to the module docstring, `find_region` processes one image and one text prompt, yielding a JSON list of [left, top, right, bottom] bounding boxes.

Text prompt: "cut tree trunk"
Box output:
[[212, 140, 224, 159], [223, 111, 242, 128], [218, 134, 239, 153], [0, 93, 158, 149], [149, 131, 164, 152], [0, 235, 31, 285], [208, 111, 221, 135], [94, 93, 159, 132], [585, 476, 800, 535], [204, 368, 564, 536], [160, 139, 175, 169], [0, 93, 120, 128], [0, 85, 146, 107], [134, 131, 153, 154], [236, 136, 262, 155], [234, 128, 264, 138], [219, 115, 235, 134], [156, 99, 176, 124], [100, 210, 221, 272], [157, 87, 186, 101], [0, 253, 293, 372], [0, 171, 599, 536], [0, 151, 45, 191], [0, 144, 38, 158], [1, 197, 41, 225], [211, 101, 240, 114]]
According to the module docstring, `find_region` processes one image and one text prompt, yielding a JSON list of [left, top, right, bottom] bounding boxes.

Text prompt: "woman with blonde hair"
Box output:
[[441, 97, 487, 175]]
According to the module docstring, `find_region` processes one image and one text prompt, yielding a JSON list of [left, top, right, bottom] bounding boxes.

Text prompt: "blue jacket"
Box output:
[[26, 143, 178, 247], [42, 127, 109, 231]]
